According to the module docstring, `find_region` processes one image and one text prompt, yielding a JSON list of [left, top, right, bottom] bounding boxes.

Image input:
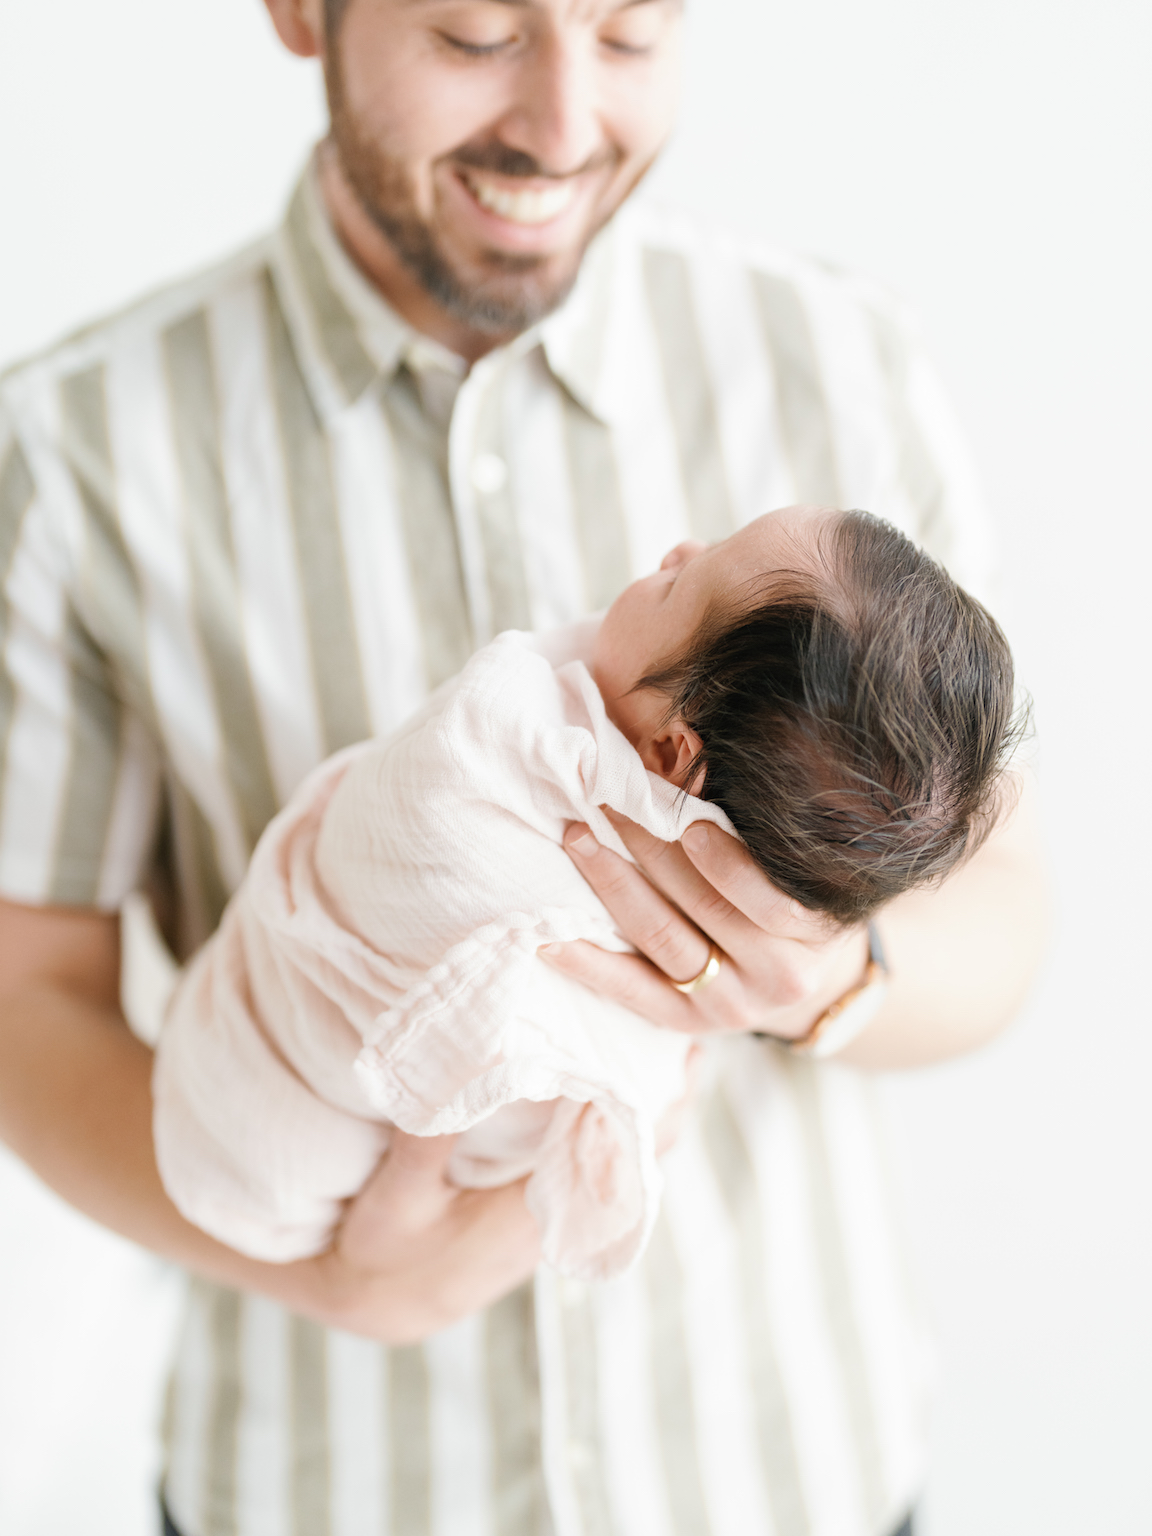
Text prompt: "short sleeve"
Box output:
[[0, 393, 162, 909]]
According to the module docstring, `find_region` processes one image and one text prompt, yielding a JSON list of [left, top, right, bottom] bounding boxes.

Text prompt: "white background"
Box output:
[[1, 1, 1150, 1532]]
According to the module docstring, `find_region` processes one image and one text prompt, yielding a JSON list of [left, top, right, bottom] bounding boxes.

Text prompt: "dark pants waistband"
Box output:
[[163, 1499, 915, 1536]]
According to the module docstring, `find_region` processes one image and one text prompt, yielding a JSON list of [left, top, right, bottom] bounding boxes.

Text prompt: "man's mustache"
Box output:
[[450, 141, 620, 181]]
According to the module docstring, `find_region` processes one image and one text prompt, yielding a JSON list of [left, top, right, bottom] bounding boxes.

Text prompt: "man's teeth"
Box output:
[[467, 176, 576, 225]]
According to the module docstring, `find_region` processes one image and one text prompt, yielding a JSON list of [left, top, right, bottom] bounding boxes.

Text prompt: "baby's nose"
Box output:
[[660, 539, 707, 571]]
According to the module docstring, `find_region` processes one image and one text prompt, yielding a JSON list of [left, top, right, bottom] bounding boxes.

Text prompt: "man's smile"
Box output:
[[459, 169, 579, 226], [317, 0, 682, 347]]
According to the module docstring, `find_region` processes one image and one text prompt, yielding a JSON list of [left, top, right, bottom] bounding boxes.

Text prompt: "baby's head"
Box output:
[[592, 506, 1025, 925]]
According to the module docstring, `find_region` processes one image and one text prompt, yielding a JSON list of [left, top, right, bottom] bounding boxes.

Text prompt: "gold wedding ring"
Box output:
[[671, 941, 724, 996]]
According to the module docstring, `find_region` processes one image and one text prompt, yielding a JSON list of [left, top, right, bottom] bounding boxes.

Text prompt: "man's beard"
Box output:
[[325, 57, 639, 336]]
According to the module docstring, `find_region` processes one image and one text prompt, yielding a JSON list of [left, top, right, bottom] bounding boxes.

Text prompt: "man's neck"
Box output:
[[317, 142, 514, 366]]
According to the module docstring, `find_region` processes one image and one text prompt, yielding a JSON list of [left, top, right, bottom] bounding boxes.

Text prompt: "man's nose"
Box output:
[[498, 33, 607, 178]]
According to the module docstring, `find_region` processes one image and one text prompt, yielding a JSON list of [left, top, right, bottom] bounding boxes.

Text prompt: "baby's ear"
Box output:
[[643, 718, 705, 792]]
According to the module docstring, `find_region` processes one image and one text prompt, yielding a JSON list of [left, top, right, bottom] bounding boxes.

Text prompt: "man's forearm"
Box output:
[[0, 975, 538, 1343], [839, 771, 1050, 1069], [0, 978, 322, 1297]]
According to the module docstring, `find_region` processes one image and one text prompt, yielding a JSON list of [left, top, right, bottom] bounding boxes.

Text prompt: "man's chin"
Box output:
[[422, 246, 585, 337]]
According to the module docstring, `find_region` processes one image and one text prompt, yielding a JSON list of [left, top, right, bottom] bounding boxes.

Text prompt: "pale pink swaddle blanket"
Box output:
[[153, 630, 735, 1280]]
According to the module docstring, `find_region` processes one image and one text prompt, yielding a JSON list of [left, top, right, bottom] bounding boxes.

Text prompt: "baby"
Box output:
[[154, 506, 1021, 1280]]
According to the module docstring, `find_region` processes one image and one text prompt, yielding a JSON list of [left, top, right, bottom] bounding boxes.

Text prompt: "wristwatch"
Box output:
[[785, 922, 890, 1060]]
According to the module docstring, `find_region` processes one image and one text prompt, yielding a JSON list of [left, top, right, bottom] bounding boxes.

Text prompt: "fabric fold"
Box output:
[[154, 630, 736, 1279]]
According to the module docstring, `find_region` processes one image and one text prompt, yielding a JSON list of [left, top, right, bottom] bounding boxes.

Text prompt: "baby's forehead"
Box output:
[[729, 506, 840, 580]]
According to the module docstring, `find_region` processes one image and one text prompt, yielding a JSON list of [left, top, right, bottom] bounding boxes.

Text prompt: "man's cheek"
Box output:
[[336, 37, 454, 141], [602, 80, 680, 164]]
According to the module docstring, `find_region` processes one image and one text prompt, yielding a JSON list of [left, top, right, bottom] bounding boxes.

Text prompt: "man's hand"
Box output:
[[0, 897, 539, 1346], [303, 1131, 540, 1344], [543, 770, 1049, 1068], [543, 812, 869, 1041], [313, 1065, 700, 1339]]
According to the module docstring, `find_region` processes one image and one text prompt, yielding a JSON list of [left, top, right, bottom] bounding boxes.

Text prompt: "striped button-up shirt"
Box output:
[[0, 161, 991, 1536]]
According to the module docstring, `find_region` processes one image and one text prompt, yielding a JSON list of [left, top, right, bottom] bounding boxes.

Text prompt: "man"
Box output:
[[0, 1, 1047, 1533]]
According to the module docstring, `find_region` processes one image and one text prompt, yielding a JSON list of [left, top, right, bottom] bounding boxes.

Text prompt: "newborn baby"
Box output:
[[154, 506, 1020, 1279]]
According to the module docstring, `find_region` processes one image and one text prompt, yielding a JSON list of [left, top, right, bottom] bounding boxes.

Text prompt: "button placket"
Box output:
[[445, 362, 499, 648], [453, 361, 533, 639]]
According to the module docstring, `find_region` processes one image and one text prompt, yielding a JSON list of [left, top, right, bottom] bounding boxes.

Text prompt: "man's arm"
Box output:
[[543, 771, 1049, 1068], [837, 771, 1048, 1067], [0, 898, 540, 1344]]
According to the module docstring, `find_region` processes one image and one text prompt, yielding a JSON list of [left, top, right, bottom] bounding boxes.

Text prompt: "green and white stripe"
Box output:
[[0, 161, 987, 1536]]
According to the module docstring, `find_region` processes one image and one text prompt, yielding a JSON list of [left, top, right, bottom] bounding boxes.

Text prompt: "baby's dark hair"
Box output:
[[641, 510, 1027, 925]]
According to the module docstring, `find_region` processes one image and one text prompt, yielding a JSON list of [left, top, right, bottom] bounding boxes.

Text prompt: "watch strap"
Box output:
[[783, 921, 889, 1060]]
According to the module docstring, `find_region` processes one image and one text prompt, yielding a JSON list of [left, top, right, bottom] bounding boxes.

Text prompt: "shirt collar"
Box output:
[[271, 151, 621, 426], [536, 213, 619, 425]]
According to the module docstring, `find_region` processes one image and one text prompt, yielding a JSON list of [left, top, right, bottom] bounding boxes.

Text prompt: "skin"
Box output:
[[591, 505, 832, 785], [562, 507, 1051, 1053], [0, 0, 1050, 1343], [268, 0, 684, 360], [0, 0, 688, 1346], [0, 898, 540, 1343]]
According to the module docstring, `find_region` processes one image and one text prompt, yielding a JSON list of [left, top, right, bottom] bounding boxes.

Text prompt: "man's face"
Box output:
[[324, 0, 683, 335]]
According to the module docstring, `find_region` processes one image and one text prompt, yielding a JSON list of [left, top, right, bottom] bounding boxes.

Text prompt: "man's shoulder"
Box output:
[[618, 200, 909, 322], [1, 231, 280, 408]]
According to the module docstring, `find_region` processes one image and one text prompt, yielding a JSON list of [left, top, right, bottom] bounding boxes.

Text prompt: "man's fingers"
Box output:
[[353, 1129, 459, 1226], [383, 1128, 460, 1178], [334, 1144, 539, 1309], [559, 820, 861, 1033], [564, 822, 741, 982], [540, 938, 712, 1033], [564, 824, 653, 910], [678, 819, 829, 942], [454, 1178, 540, 1259], [598, 809, 824, 958], [604, 812, 736, 914]]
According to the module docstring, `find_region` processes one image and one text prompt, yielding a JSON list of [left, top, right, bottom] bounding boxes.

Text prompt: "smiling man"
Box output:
[[313, 0, 682, 350], [0, 2, 1046, 1534]]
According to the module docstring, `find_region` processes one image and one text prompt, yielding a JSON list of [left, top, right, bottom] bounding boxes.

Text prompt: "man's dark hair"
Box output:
[[324, 0, 352, 36], [642, 511, 1027, 925]]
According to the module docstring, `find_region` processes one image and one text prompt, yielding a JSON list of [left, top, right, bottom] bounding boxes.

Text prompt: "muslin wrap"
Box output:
[[153, 630, 735, 1279]]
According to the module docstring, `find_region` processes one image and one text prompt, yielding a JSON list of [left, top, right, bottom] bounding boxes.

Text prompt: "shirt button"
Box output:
[[471, 452, 508, 495]]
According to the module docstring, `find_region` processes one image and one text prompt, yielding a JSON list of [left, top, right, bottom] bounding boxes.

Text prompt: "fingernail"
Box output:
[[539, 943, 561, 957], [683, 823, 708, 854], [568, 831, 596, 856]]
